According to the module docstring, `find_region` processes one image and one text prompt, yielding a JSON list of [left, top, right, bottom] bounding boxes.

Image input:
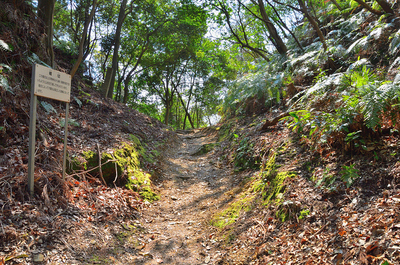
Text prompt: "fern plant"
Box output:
[[0, 39, 12, 92], [286, 61, 400, 153], [222, 60, 286, 117]]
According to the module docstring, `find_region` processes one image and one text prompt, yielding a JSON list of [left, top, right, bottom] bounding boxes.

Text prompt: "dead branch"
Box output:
[[97, 143, 107, 186], [259, 112, 290, 131]]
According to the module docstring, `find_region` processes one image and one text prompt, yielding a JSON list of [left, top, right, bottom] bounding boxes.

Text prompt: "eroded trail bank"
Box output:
[[135, 130, 236, 264]]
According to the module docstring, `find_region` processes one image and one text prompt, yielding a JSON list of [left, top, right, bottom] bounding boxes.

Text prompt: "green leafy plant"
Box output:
[[0, 39, 12, 93], [234, 137, 258, 170], [339, 164, 360, 188], [315, 167, 337, 188], [285, 59, 400, 154], [298, 209, 310, 220]]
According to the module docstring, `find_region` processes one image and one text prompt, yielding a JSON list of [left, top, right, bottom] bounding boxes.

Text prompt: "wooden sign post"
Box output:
[[28, 64, 71, 196]]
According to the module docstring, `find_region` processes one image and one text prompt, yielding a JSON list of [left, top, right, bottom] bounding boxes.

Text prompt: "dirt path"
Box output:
[[134, 130, 234, 264]]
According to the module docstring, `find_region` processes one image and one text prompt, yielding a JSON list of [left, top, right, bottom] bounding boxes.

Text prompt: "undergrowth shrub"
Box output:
[[285, 62, 400, 154], [221, 58, 286, 118]]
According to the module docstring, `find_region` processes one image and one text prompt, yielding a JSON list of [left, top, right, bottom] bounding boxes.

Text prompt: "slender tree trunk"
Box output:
[[107, 0, 128, 98], [257, 0, 287, 55], [101, 67, 113, 97], [123, 76, 131, 104], [175, 89, 195, 129], [266, 0, 304, 51], [352, 0, 383, 15], [37, 0, 56, 68], [297, 0, 327, 51], [217, 0, 271, 61], [330, 0, 342, 11], [375, 0, 394, 14], [70, 0, 97, 78]]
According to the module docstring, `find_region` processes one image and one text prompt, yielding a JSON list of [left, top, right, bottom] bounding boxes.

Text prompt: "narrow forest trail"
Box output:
[[134, 130, 235, 265]]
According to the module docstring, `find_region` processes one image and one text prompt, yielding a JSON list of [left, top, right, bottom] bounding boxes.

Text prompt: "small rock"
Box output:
[[205, 255, 211, 264], [139, 252, 153, 258], [171, 196, 178, 201], [33, 253, 45, 263]]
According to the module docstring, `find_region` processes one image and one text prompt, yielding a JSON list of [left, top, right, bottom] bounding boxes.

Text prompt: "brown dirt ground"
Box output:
[[135, 129, 238, 265]]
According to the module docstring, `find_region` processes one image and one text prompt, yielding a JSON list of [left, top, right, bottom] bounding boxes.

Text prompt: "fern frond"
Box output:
[[0, 75, 12, 94], [0, 40, 10, 52], [27, 53, 52, 69]]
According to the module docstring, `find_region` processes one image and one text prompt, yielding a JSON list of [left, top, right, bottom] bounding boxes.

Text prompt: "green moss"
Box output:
[[126, 170, 159, 202], [276, 208, 290, 222], [68, 135, 160, 202], [298, 209, 310, 220], [193, 143, 216, 155], [252, 152, 296, 205], [211, 194, 255, 229], [217, 121, 235, 142], [89, 255, 111, 264], [263, 171, 296, 205]]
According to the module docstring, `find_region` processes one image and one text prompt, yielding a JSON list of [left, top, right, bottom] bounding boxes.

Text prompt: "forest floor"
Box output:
[[1, 129, 241, 265], [1, 114, 400, 265]]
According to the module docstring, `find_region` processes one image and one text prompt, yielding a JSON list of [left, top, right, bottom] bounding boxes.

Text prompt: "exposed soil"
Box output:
[[136, 129, 236, 265]]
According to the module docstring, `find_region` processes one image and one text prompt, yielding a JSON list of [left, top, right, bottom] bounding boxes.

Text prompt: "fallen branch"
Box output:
[[259, 112, 290, 131], [66, 159, 117, 178], [97, 143, 107, 186]]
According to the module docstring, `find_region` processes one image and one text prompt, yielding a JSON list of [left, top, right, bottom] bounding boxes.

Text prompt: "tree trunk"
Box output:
[[257, 0, 287, 55], [123, 76, 131, 104], [175, 89, 195, 129], [329, 0, 342, 11], [375, 0, 394, 14], [352, 0, 383, 15], [37, 0, 56, 68], [107, 0, 128, 99], [101, 67, 113, 97], [70, 0, 97, 78], [297, 0, 327, 51], [265, 0, 303, 51]]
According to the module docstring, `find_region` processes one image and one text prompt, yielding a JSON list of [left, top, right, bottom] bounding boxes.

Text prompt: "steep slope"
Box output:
[[0, 2, 176, 263], [206, 4, 400, 265]]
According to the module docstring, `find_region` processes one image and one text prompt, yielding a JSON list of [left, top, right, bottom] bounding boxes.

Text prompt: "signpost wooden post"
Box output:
[[28, 64, 71, 196]]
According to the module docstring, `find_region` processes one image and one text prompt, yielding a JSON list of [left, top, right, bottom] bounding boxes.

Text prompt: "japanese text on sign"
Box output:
[[33, 64, 71, 102]]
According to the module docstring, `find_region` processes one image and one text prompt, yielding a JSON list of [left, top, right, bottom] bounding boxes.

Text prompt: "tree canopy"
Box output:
[[30, 0, 398, 129]]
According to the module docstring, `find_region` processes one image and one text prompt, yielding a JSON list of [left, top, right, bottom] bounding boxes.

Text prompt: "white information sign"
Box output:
[[28, 64, 72, 196], [33, 64, 71, 102]]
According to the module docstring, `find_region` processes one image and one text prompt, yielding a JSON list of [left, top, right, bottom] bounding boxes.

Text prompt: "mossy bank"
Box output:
[[68, 134, 160, 202]]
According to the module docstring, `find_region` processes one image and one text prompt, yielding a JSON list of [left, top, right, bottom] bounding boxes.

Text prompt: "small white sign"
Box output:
[[33, 64, 71, 102]]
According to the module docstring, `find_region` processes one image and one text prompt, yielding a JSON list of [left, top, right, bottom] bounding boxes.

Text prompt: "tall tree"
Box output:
[[70, 0, 98, 77], [106, 0, 128, 98], [38, 0, 56, 67], [297, 0, 327, 51], [253, 0, 287, 54], [214, 0, 271, 61]]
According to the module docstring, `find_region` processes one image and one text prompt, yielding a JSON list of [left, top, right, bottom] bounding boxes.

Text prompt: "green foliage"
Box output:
[[27, 53, 52, 69], [222, 61, 285, 117], [389, 29, 400, 55], [315, 167, 337, 188], [339, 164, 360, 188], [40, 101, 57, 114], [0, 39, 12, 93], [0, 40, 11, 52], [233, 137, 258, 170], [298, 209, 310, 220], [285, 59, 400, 153]]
